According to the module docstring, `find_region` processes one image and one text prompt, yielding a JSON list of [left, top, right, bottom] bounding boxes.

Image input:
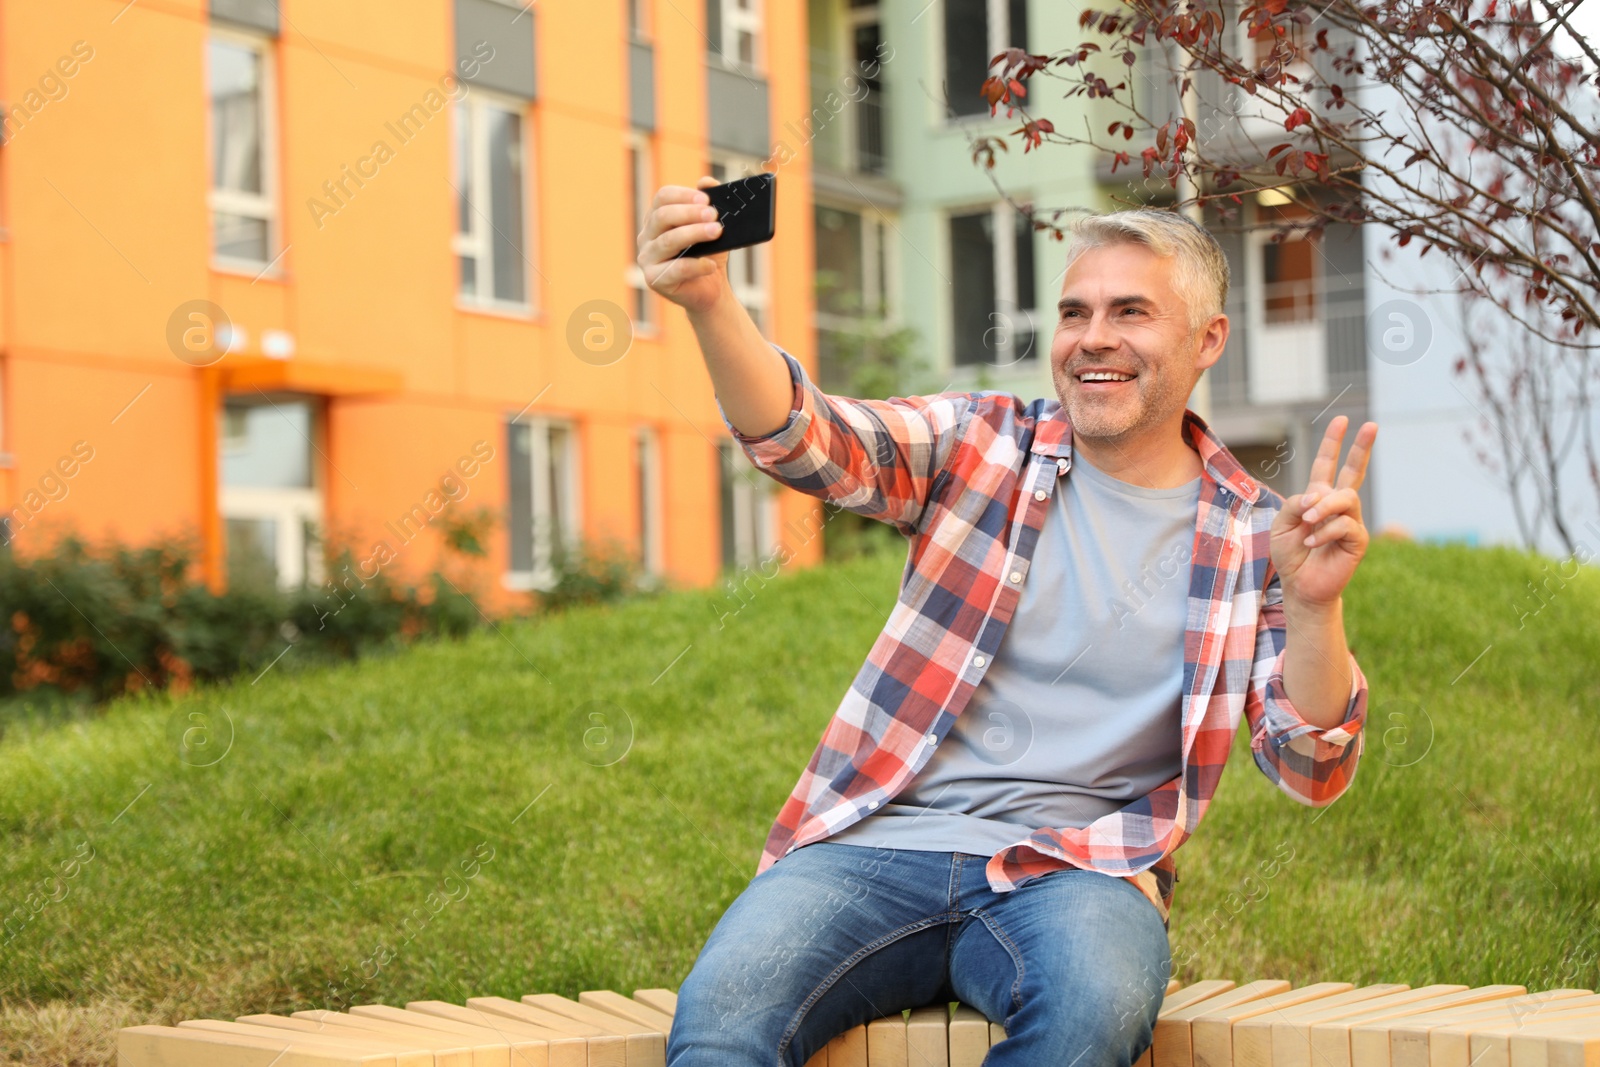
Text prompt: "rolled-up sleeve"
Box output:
[[714, 343, 976, 534], [1244, 568, 1369, 806]]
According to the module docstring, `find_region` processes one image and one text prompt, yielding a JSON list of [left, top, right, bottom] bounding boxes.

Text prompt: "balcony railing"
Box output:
[[809, 54, 888, 176], [1210, 292, 1367, 410]]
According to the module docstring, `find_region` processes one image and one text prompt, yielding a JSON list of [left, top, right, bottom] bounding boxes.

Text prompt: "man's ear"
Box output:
[[1195, 313, 1229, 373]]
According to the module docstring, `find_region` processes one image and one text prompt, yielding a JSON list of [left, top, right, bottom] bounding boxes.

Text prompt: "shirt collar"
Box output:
[[1030, 404, 1264, 505]]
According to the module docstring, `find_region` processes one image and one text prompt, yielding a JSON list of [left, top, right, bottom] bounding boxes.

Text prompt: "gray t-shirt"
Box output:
[[826, 450, 1201, 855]]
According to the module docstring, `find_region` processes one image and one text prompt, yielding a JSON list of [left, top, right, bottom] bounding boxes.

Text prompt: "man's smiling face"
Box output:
[[1049, 242, 1226, 444]]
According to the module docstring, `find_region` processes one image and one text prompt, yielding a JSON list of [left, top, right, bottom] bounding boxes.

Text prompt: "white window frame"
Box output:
[[720, 440, 778, 572], [813, 200, 898, 329], [950, 200, 1037, 369], [720, 0, 764, 73], [627, 0, 651, 39], [217, 398, 323, 590], [710, 156, 770, 335], [207, 27, 279, 274], [625, 130, 657, 333], [636, 426, 664, 581], [1244, 195, 1328, 404], [936, 0, 1023, 126], [506, 417, 581, 591], [453, 91, 535, 315]]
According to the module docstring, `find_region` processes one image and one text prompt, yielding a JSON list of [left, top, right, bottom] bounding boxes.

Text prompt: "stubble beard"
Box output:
[[1050, 354, 1191, 446]]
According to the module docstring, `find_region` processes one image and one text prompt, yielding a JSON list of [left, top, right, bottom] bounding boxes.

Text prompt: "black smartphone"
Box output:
[[684, 173, 777, 257]]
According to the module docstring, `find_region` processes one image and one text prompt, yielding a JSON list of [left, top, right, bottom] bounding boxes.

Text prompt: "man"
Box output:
[[637, 178, 1377, 1066]]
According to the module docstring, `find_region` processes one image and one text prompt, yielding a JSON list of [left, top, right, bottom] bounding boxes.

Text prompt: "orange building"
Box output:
[[0, 0, 822, 604]]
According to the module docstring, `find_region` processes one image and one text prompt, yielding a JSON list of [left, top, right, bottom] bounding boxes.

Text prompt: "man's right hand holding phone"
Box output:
[[637, 177, 730, 316], [635, 177, 796, 439]]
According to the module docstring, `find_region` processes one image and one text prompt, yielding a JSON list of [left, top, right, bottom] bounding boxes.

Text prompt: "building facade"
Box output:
[[0, 0, 825, 601]]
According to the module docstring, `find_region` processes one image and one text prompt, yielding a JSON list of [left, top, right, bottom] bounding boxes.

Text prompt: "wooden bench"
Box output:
[[117, 978, 1600, 1067]]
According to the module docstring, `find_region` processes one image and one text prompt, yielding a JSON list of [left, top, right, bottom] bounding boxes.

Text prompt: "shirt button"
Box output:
[[868, 800, 880, 810], [1034, 489, 1047, 501], [1009, 571, 1023, 583], [973, 655, 987, 667], [925, 732, 938, 745]]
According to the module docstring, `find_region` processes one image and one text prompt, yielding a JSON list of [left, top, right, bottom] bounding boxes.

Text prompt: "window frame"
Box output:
[[206, 26, 280, 275], [718, 0, 764, 74], [718, 439, 778, 572], [217, 394, 324, 590], [636, 425, 665, 580], [947, 200, 1037, 369], [627, 0, 651, 40], [625, 130, 657, 334], [453, 89, 536, 316], [937, 0, 1027, 125], [505, 416, 582, 592]]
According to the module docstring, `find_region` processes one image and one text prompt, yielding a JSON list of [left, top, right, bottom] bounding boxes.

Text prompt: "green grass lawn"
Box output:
[[2, 538, 1598, 1064]]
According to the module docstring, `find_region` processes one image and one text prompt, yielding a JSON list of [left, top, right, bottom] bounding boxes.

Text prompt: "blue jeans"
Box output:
[[666, 842, 1172, 1066]]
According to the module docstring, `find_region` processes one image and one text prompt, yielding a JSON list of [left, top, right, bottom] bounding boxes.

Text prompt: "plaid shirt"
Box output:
[[719, 347, 1369, 923]]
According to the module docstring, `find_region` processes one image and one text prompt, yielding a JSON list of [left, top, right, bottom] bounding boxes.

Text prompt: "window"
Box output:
[[626, 133, 656, 330], [627, 0, 649, 38], [719, 441, 776, 571], [219, 397, 322, 589], [636, 428, 664, 577], [1257, 199, 1319, 324], [942, 0, 1029, 118], [507, 418, 580, 589], [208, 30, 276, 268], [815, 204, 892, 321], [710, 158, 769, 334], [949, 203, 1036, 367], [708, 0, 762, 70], [1244, 194, 1327, 404], [455, 94, 530, 309]]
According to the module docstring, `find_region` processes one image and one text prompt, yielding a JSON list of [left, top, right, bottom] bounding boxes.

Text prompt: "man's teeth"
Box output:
[[1079, 371, 1135, 382]]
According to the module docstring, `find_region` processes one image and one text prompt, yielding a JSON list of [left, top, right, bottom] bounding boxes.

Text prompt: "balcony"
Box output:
[[1210, 288, 1367, 411], [808, 53, 889, 177]]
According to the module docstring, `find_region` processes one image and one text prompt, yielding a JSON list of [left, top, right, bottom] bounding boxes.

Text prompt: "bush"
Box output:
[[538, 538, 648, 613], [0, 535, 491, 711]]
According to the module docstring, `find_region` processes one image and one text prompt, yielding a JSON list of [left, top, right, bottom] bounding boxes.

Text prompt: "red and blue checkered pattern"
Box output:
[[721, 347, 1368, 923]]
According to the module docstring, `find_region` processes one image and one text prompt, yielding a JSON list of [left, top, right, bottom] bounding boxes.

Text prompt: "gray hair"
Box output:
[[1062, 209, 1230, 333]]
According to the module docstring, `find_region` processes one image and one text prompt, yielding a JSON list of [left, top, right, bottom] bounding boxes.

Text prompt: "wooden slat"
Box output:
[[1271, 986, 1465, 1067], [179, 1020, 438, 1067], [1235, 985, 1411, 1067], [949, 1006, 991, 1067], [989, 1022, 1005, 1049], [630, 990, 679, 1017], [1142, 980, 1243, 1067], [520, 993, 666, 1067], [348, 1005, 553, 1067], [1510, 1010, 1600, 1067], [464, 997, 629, 1067], [243, 1013, 474, 1064], [907, 1006, 949, 1067], [1465, 1009, 1600, 1067], [1169, 981, 1185, 998], [803, 1045, 829, 1067], [867, 1014, 909, 1067], [1163, 982, 1242, 1014], [827, 1025, 870, 1067], [1306, 987, 1526, 1067], [404, 1002, 588, 1067], [1382, 991, 1593, 1067], [120, 1024, 398, 1067], [1156, 980, 1293, 1067], [1191, 983, 1356, 1067], [1544, 1025, 1600, 1067], [286, 1011, 499, 1067], [578, 991, 677, 1034]]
